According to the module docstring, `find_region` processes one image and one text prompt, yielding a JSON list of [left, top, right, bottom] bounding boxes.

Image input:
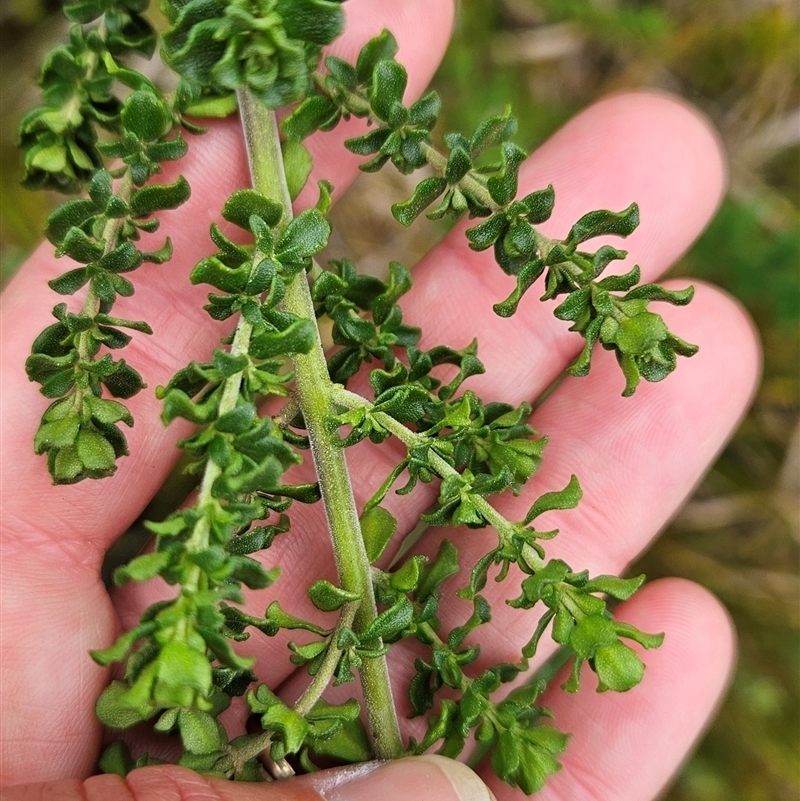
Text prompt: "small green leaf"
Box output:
[[181, 93, 239, 118], [121, 90, 172, 142], [130, 176, 191, 217], [96, 680, 154, 729], [282, 95, 339, 141], [259, 703, 309, 757], [52, 446, 84, 483], [76, 429, 116, 473], [177, 709, 224, 755], [307, 708, 371, 764], [389, 555, 425, 593], [90, 624, 155, 667], [416, 540, 459, 602], [99, 243, 144, 274], [191, 256, 249, 294], [355, 30, 399, 83], [487, 142, 527, 206], [523, 475, 582, 525], [276, 209, 331, 264], [492, 728, 521, 780], [308, 580, 361, 612], [154, 641, 212, 705], [583, 574, 645, 600], [569, 614, 617, 660], [58, 227, 103, 264], [97, 741, 134, 777], [470, 108, 518, 157], [215, 403, 256, 434], [249, 319, 316, 359], [409, 91, 441, 128], [613, 621, 665, 650], [465, 213, 507, 251], [360, 505, 397, 562], [568, 203, 640, 247], [282, 139, 313, 201], [46, 199, 98, 245], [360, 597, 413, 642], [370, 60, 408, 122], [34, 415, 80, 453], [229, 558, 279, 591], [391, 177, 447, 227], [114, 551, 171, 586], [222, 189, 283, 230], [101, 361, 145, 399], [594, 641, 645, 692]]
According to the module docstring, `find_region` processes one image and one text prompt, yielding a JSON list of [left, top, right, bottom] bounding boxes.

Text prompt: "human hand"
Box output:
[[0, 0, 759, 798]]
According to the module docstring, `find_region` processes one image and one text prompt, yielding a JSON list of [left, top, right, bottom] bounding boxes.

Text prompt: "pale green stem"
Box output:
[[419, 141, 498, 211], [74, 171, 134, 400], [236, 88, 403, 760], [293, 600, 359, 717]]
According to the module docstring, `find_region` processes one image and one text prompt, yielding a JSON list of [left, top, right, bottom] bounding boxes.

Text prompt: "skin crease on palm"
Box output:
[[0, 0, 762, 798]]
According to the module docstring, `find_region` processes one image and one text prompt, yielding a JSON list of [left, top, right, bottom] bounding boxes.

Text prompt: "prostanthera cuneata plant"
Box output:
[[21, 0, 698, 790]]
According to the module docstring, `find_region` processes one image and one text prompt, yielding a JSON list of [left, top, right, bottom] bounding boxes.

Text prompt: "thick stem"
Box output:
[[236, 88, 403, 759]]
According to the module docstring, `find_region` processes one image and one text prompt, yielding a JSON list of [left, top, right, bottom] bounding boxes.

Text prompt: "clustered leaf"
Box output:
[[19, 2, 156, 193], [90, 190, 334, 779], [284, 29, 698, 396], [161, 0, 347, 110], [21, 3, 194, 483], [282, 30, 442, 174]]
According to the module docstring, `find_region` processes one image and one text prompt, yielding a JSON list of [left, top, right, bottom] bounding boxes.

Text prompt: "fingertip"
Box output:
[[652, 280, 762, 460], [587, 90, 728, 209], [340, 0, 455, 85], [619, 576, 737, 691], [530, 90, 728, 273]]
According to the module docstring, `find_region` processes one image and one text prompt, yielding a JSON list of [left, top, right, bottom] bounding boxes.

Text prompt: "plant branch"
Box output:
[[293, 600, 359, 717], [236, 88, 403, 760], [331, 386, 543, 569]]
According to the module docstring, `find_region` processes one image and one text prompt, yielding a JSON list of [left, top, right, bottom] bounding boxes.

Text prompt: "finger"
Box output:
[[480, 579, 735, 801], [0, 0, 455, 561], [3, 755, 495, 801]]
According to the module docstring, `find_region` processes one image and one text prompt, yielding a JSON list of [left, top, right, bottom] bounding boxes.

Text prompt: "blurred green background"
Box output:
[[1, 1, 797, 799]]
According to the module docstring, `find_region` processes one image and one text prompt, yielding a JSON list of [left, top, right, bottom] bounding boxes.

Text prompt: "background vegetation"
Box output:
[[1, 1, 797, 799]]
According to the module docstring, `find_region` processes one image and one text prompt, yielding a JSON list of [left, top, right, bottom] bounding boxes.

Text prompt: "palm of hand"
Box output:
[[0, 1, 758, 797]]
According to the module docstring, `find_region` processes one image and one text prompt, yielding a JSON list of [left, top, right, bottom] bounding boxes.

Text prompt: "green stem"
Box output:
[[236, 88, 403, 760], [293, 600, 359, 717], [420, 141, 499, 212], [73, 171, 134, 401]]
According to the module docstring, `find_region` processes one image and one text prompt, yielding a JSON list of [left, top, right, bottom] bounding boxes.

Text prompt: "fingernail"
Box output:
[[315, 755, 497, 801]]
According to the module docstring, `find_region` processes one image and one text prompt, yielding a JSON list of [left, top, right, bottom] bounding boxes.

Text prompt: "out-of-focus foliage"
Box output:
[[1, 1, 798, 798]]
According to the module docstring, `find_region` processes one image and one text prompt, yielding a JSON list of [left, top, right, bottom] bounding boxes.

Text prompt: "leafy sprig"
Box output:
[[282, 30, 698, 397], [21, 3, 691, 793], [23, 1, 194, 482]]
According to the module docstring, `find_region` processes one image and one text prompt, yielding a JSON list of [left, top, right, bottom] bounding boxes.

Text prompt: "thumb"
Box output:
[[4, 756, 497, 801]]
